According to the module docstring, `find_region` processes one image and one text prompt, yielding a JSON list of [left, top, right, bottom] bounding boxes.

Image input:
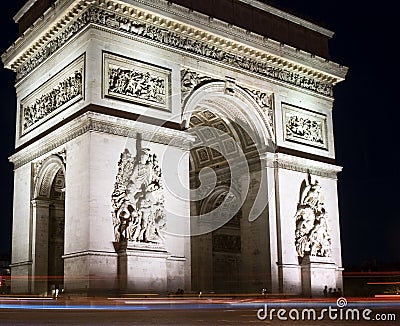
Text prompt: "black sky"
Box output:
[[1, 1, 399, 269]]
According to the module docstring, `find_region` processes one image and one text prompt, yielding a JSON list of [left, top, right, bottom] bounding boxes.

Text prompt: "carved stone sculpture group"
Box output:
[[111, 148, 166, 245], [108, 66, 166, 105], [286, 115, 324, 145], [294, 175, 331, 258], [22, 69, 83, 131], [15, 5, 333, 97]]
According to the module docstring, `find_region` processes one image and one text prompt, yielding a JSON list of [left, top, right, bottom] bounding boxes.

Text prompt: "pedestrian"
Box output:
[[323, 285, 328, 297]]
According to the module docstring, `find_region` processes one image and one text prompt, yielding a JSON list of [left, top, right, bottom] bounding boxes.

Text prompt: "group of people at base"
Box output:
[[323, 285, 342, 298]]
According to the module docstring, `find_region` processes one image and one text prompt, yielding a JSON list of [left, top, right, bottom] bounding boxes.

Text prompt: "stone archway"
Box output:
[[185, 81, 274, 294], [32, 155, 66, 295], [203, 187, 242, 294]]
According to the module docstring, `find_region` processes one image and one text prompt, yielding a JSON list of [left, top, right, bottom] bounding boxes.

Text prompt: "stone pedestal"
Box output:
[[301, 256, 338, 297], [278, 263, 302, 294], [117, 242, 170, 293]]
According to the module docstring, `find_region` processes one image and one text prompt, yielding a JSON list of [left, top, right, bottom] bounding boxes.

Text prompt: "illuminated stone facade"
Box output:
[[3, 0, 347, 296]]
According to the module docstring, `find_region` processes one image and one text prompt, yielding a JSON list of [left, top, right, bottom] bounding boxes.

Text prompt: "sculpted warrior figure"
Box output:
[[108, 66, 166, 104], [111, 147, 166, 245], [129, 149, 152, 199], [294, 175, 331, 258]]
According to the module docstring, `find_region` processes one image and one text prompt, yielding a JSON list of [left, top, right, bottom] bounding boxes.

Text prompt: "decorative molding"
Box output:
[[282, 103, 328, 150], [10, 3, 337, 96], [181, 68, 213, 103], [33, 152, 66, 199], [3, 0, 347, 85], [32, 148, 66, 185], [272, 160, 339, 179], [264, 153, 342, 179], [62, 250, 118, 259], [103, 52, 171, 111], [111, 148, 166, 245], [181, 68, 275, 138], [9, 111, 194, 169], [244, 88, 274, 135], [9, 260, 33, 268], [224, 76, 236, 95], [294, 174, 332, 258], [120, 241, 167, 253], [236, 0, 334, 37], [20, 55, 85, 134], [13, 0, 41, 23], [130, 0, 345, 77]]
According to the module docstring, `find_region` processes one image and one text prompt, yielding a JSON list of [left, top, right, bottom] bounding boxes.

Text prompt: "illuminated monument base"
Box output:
[[3, 0, 347, 297], [301, 256, 341, 298], [117, 242, 170, 293]]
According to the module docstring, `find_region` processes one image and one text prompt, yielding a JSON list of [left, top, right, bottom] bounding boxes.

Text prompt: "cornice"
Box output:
[[63, 250, 118, 259], [266, 153, 342, 179], [9, 260, 33, 268], [122, 0, 346, 79], [9, 111, 195, 169], [237, 0, 334, 38], [1, 0, 88, 69], [13, 0, 39, 23], [2, 0, 347, 95]]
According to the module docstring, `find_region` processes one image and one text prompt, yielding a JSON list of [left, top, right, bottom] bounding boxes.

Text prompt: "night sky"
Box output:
[[1, 1, 399, 269]]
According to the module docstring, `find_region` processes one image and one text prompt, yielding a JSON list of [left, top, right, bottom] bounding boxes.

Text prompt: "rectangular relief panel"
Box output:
[[282, 103, 328, 150], [103, 52, 171, 112], [20, 55, 85, 135]]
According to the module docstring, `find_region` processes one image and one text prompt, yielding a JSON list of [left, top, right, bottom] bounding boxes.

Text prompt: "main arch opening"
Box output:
[[185, 84, 273, 294]]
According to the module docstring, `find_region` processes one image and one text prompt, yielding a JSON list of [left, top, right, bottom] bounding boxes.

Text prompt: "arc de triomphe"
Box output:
[[2, 0, 347, 297]]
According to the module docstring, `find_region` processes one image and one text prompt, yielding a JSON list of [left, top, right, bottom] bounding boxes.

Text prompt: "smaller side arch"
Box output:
[[30, 153, 66, 295], [34, 155, 66, 199]]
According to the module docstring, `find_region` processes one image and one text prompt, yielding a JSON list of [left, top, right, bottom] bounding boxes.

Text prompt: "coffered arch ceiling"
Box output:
[[188, 103, 260, 173]]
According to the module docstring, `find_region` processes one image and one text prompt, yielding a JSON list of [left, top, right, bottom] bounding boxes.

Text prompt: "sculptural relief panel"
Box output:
[[181, 67, 274, 137], [243, 88, 274, 135], [111, 148, 166, 246], [14, 6, 335, 97], [20, 55, 85, 134], [294, 174, 331, 258], [103, 52, 171, 111], [282, 103, 328, 150], [180, 68, 213, 103]]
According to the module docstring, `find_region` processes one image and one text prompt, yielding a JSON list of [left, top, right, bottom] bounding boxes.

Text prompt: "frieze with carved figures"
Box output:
[[104, 53, 171, 111], [20, 56, 84, 133], [283, 103, 328, 149], [15, 5, 333, 97]]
